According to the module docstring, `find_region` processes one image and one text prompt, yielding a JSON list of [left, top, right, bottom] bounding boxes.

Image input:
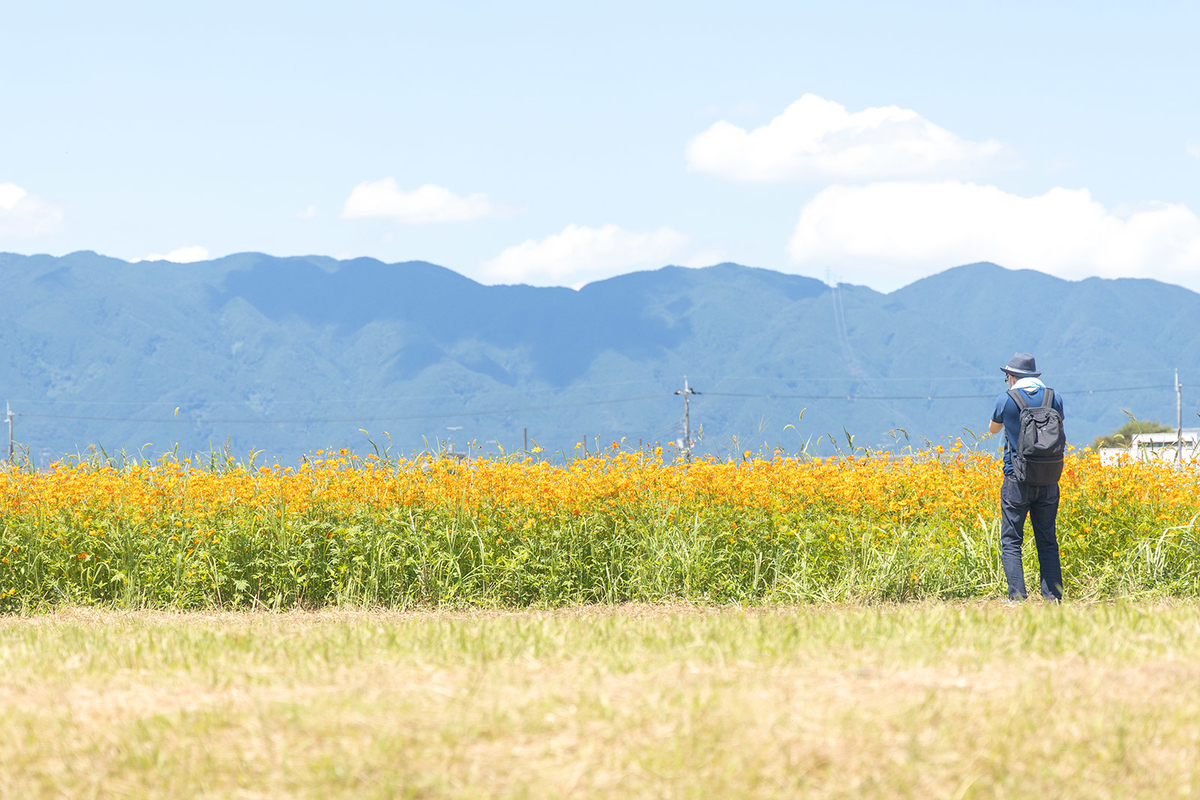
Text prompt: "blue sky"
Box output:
[[4, 0, 1199, 292]]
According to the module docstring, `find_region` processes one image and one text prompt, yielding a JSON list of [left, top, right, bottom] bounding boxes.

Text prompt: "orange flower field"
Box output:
[[1, 445, 1198, 608]]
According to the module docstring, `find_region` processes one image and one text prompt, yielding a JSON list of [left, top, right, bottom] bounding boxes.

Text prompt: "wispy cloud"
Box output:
[[687, 94, 1008, 182], [341, 179, 498, 223], [787, 181, 1200, 293], [482, 224, 689, 287], [0, 182, 64, 238], [295, 204, 318, 220]]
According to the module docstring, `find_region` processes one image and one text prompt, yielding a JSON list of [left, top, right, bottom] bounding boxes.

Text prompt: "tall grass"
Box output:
[[1, 445, 1197, 608]]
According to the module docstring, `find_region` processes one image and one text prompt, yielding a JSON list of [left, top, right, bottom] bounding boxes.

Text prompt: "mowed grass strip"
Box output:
[[2, 602, 1199, 799]]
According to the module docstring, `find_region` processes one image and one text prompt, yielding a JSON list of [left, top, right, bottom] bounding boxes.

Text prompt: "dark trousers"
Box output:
[[1000, 477, 1063, 601]]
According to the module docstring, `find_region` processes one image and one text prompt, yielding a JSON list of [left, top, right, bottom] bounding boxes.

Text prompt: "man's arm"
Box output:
[[988, 393, 1007, 435]]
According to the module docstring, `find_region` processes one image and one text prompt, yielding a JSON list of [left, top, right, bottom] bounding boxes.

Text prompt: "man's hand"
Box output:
[[988, 420, 1003, 435]]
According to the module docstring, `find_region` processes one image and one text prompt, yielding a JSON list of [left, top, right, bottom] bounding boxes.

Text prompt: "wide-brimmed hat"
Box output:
[[1001, 352, 1041, 378]]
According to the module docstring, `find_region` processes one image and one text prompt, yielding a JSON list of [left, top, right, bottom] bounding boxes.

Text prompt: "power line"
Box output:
[[9, 384, 1180, 429], [15, 393, 673, 425], [15, 370, 1187, 410], [710, 368, 1186, 385], [703, 385, 1173, 401], [5, 376, 669, 408]]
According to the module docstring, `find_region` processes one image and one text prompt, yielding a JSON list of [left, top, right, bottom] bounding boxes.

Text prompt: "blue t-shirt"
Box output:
[[992, 386, 1065, 477]]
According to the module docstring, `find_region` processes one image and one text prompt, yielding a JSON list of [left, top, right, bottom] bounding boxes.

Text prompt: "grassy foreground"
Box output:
[[3, 602, 1200, 798]]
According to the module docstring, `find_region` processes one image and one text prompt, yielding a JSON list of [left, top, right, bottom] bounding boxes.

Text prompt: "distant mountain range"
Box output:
[[1, 251, 1197, 465]]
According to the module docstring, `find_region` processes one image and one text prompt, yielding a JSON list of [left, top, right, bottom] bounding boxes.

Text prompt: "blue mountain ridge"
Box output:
[[0, 251, 1196, 465]]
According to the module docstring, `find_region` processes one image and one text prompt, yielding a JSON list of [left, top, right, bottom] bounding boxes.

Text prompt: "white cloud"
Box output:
[[1188, 142, 1200, 160], [0, 183, 24, 211], [482, 224, 690, 287], [0, 182, 64, 238], [787, 181, 1200, 293], [341, 178, 497, 223], [686, 94, 1007, 182], [680, 248, 727, 268], [140, 245, 210, 263], [296, 204, 318, 220]]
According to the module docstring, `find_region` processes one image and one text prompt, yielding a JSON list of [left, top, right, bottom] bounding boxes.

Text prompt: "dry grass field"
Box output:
[[2, 602, 1199, 798]]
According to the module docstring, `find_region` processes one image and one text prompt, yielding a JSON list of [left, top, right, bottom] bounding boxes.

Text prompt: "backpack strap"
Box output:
[[1006, 388, 1030, 410], [1040, 388, 1055, 408]]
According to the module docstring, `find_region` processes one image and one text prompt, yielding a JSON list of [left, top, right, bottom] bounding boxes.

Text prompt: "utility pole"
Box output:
[[1177, 368, 1184, 464], [6, 402, 12, 467], [674, 377, 700, 462]]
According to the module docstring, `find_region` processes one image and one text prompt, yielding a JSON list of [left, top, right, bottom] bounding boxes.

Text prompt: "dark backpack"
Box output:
[[1006, 387, 1066, 485]]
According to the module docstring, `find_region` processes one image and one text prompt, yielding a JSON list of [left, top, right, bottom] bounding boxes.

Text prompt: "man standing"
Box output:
[[987, 353, 1065, 601]]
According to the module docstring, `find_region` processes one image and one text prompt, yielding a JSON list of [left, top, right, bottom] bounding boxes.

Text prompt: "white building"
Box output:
[[1099, 428, 1200, 465]]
